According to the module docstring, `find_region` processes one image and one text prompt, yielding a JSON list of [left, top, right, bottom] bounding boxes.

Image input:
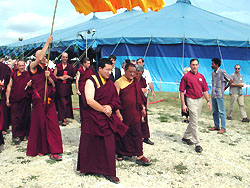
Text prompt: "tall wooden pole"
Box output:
[[44, 0, 59, 103]]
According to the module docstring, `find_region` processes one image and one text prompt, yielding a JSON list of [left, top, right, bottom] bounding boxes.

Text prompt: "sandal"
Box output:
[[61, 122, 67, 126], [50, 153, 62, 161]]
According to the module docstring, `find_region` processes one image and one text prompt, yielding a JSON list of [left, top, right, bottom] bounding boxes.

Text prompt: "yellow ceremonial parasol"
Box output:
[[70, 0, 165, 15]]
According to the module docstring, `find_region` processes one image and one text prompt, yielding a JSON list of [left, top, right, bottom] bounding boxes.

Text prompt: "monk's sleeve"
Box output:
[[49, 69, 57, 83], [135, 79, 144, 111]]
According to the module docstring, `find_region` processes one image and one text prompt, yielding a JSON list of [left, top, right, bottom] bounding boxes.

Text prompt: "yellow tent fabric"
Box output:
[[70, 0, 165, 15]]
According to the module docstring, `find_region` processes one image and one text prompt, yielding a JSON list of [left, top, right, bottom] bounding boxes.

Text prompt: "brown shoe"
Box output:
[[208, 127, 220, 131], [217, 129, 226, 134]]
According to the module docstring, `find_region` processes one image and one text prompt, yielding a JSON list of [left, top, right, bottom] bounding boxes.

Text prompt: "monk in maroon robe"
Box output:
[[26, 35, 63, 161], [114, 63, 151, 166], [135, 65, 154, 145], [77, 58, 128, 184], [0, 60, 11, 135], [75, 57, 94, 123], [6, 61, 31, 144], [0, 79, 5, 148], [54, 52, 75, 126]]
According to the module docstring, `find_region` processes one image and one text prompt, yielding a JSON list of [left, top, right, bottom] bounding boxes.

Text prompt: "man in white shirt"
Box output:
[[137, 58, 155, 97]]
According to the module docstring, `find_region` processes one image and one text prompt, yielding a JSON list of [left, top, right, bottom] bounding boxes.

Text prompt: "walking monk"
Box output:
[[77, 58, 128, 184], [135, 65, 154, 145], [114, 63, 151, 166], [26, 35, 63, 161], [75, 57, 94, 123], [54, 52, 75, 126], [0, 59, 11, 135], [6, 61, 31, 144]]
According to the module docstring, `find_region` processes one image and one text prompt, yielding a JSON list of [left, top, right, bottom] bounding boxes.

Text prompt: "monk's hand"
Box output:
[[142, 88, 148, 94], [76, 90, 81, 95], [6, 99, 11, 107], [62, 75, 68, 80], [116, 112, 123, 122], [47, 35, 53, 44], [182, 104, 188, 113], [103, 105, 112, 117], [26, 80, 32, 87], [45, 70, 50, 78], [141, 108, 147, 118]]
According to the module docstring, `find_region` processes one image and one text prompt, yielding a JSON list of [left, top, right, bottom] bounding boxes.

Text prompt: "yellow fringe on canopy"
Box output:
[[70, 0, 165, 15]]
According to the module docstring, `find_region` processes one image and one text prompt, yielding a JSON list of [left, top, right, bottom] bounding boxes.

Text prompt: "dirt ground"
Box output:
[[0, 96, 250, 188]]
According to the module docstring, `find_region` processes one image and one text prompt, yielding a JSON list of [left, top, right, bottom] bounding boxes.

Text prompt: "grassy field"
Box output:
[[72, 83, 250, 123], [147, 91, 250, 123]]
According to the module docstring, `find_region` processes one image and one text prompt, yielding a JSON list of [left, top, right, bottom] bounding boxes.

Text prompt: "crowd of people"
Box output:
[[179, 58, 249, 154], [0, 36, 155, 183], [0, 35, 249, 184]]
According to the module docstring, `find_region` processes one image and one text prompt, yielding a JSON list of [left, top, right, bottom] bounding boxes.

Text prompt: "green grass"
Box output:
[[46, 159, 57, 164], [71, 86, 250, 132], [174, 163, 188, 174], [148, 92, 250, 121], [215, 172, 223, 177]]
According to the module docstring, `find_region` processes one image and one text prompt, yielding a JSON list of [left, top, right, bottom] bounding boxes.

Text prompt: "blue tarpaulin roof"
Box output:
[[2, 0, 250, 53]]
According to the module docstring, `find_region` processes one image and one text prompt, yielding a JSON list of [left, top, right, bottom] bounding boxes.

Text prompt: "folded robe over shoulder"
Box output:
[[82, 74, 128, 137]]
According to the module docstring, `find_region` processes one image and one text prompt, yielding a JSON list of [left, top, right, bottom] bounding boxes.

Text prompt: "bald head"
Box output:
[[35, 50, 47, 64], [61, 52, 68, 64], [17, 61, 25, 73]]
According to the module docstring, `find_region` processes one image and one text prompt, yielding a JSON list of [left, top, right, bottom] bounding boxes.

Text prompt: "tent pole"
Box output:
[[111, 37, 123, 55], [182, 35, 185, 73], [144, 36, 152, 60], [44, 0, 59, 103], [217, 39, 225, 70]]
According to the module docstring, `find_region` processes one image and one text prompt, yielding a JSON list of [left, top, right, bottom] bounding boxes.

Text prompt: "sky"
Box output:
[[0, 0, 250, 46]]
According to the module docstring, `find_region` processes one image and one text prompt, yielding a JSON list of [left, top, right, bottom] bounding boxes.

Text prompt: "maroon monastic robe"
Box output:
[[77, 74, 128, 176], [10, 70, 31, 139], [78, 66, 94, 123], [138, 77, 150, 139], [0, 62, 11, 132], [26, 64, 63, 156], [55, 63, 75, 121], [0, 105, 4, 146], [116, 77, 144, 157]]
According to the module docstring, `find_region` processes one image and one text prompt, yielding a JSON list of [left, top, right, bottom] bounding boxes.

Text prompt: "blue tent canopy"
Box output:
[[1, 0, 250, 93]]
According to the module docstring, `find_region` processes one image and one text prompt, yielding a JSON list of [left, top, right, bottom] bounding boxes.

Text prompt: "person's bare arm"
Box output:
[[6, 78, 13, 107], [114, 81, 121, 95], [45, 71, 55, 88], [148, 82, 155, 98], [75, 71, 81, 95], [180, 92, 188, 113], [203, 91, 212, 111], [30, 35, 53, 72], [225, 79, 233, 91], [231, 83, 244, 87], [85, 79, 106, 112]]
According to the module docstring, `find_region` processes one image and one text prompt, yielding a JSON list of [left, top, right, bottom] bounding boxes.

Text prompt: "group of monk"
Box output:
[[0, 36, 155, 183]]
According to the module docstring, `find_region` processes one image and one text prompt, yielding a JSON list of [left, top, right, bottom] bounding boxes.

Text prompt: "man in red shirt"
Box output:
[[179, 59, 211, 153]]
